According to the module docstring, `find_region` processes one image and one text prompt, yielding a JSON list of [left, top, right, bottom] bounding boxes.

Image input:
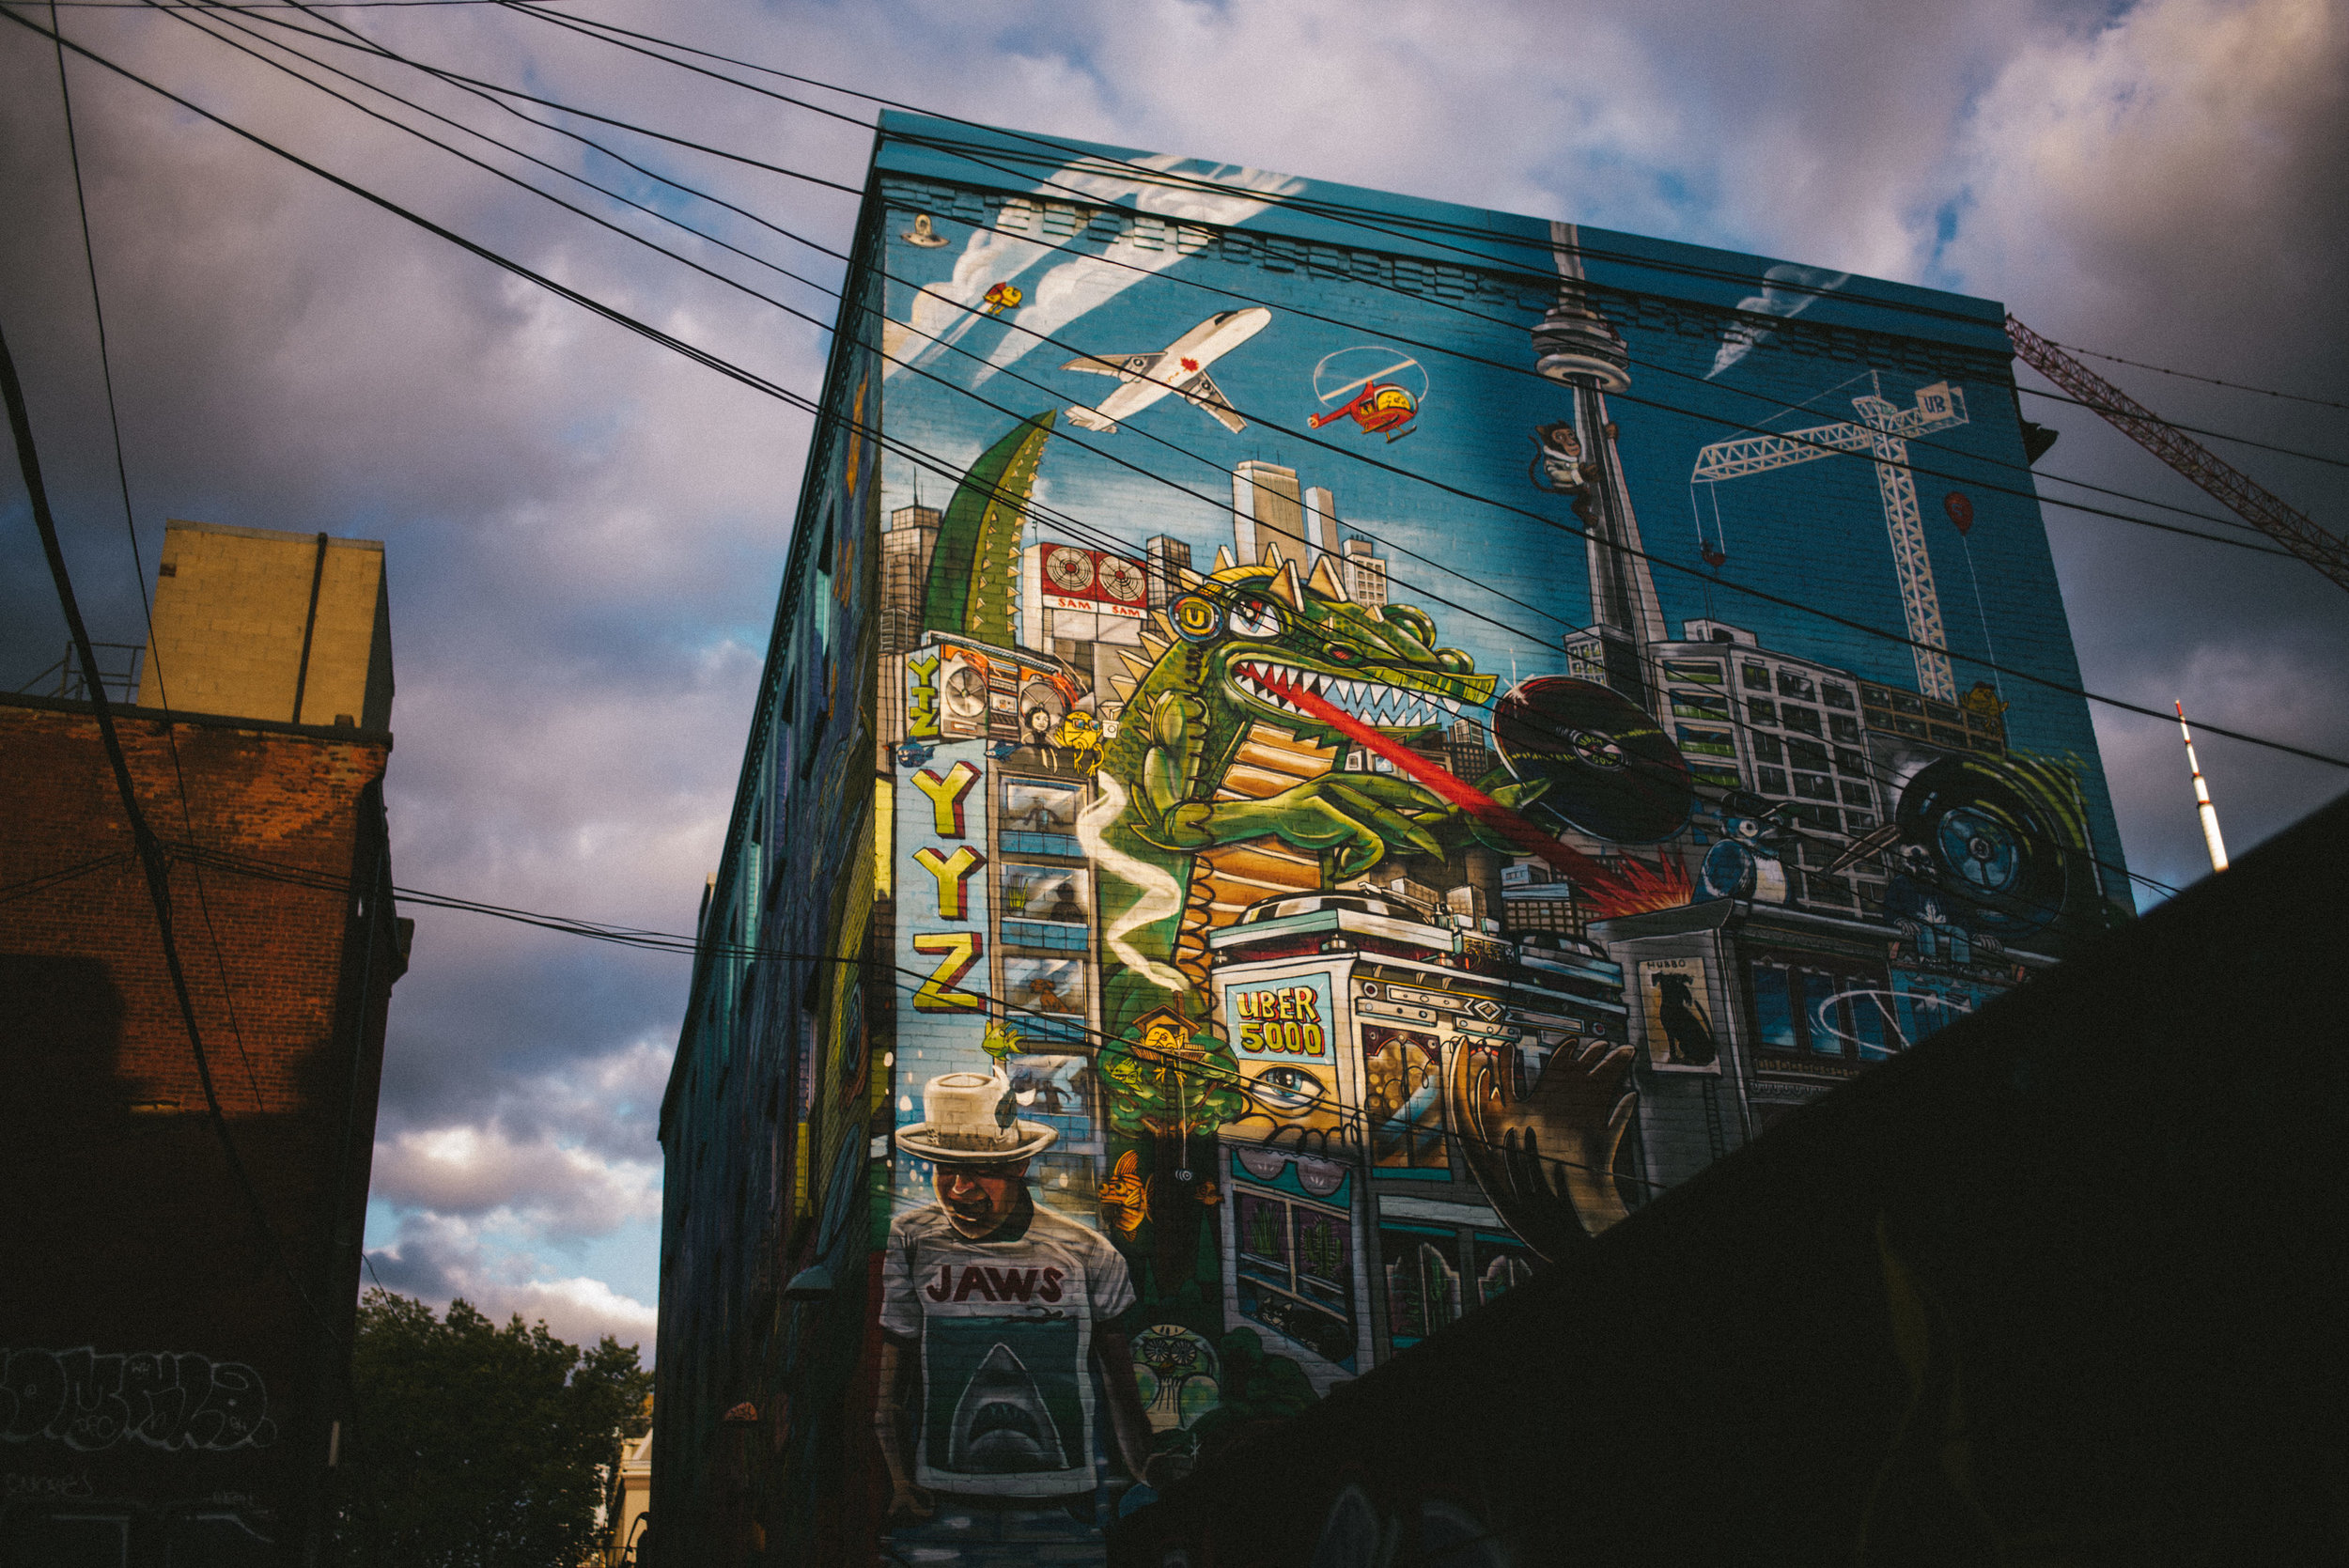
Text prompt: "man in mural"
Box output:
[[877, 1072, 1169, 1525]]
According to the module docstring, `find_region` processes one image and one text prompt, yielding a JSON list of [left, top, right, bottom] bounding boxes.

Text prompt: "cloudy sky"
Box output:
[[6, 0, 2342, 1354]]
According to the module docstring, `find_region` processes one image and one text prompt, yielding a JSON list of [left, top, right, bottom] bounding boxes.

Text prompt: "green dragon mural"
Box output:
[[1062, 551, 1573, 1296], [1078, 551, 1524, 1043]]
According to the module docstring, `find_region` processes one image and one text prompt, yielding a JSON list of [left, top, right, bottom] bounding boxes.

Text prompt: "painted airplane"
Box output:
[[1060, 306, 1271, 434]]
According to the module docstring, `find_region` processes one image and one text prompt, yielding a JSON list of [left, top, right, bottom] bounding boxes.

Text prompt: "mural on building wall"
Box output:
[[816, 117, 2132, 1565]]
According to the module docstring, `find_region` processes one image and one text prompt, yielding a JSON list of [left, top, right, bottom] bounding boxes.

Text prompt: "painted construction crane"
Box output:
[[2005, 315, 2349, 592], [1691, 378, 1968, 703]]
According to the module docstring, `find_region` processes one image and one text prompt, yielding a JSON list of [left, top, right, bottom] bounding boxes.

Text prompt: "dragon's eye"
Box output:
[[1228, 597, 1283, 639]]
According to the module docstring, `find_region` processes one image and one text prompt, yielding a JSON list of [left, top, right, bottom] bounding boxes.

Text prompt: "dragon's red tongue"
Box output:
[[1252, 665, 1660, 912]]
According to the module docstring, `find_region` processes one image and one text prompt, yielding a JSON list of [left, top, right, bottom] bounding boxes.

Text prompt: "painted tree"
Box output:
[[1098, 1009, 1247, 1302]]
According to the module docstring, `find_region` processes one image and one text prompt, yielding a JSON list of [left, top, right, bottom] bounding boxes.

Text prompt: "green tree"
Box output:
[[332, 1289, 653, 1568]]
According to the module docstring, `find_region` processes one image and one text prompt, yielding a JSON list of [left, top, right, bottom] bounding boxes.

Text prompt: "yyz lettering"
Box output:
[[910, 932, 983, 1012], [906, 650, 942, 739]]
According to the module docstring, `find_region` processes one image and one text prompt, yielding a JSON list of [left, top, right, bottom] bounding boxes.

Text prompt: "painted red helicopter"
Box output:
[[1308, 379, 1420, 441]]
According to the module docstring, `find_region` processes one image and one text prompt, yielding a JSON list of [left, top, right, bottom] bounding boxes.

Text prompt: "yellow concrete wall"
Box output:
[[138, 520, 392, 730]]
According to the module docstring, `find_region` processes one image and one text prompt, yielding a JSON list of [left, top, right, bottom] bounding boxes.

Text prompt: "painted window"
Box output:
[[1750, 956, 1898, 1064], [1233, 1187, 1357, 1367], [1675, 725, 1735, 758], [1671, 691, 1730, 722], [1382, 1227, 1463, 1346], [1364, 1028, 1449, 1172]]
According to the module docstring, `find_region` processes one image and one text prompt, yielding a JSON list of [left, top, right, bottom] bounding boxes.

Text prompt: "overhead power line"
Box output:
[[505, 0, 2347, 473], [2033, 334, 2349, 414], [2009, 316, 2349, 592], [11, 8, 2343, 779], [215, 0, 2304, 572], [44, 0, 274, 1112], [2018, 384, 2349, 472], [0, 314, 341, 1346], [111, 10, 2176, 919], [160, 0, 2304, 855]]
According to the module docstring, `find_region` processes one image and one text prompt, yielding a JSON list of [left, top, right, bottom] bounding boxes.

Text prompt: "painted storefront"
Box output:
[[656, 113, 2129, 1567]]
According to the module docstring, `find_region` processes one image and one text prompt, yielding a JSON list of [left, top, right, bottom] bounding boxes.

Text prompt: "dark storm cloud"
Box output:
[[7, 0, 2341, 1344]]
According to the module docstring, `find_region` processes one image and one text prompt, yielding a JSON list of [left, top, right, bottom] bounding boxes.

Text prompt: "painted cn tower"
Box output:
[[1532, 221, 1669, 711]]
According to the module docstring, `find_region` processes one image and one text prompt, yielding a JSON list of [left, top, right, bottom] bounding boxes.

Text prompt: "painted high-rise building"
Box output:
[[653, 114, 2126, 1567]]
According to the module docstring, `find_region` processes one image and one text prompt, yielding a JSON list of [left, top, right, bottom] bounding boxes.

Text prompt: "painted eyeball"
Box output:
[[1227, 595, 1284, 639], [1170, 594, 1221, 643], [1252, 1067, 1321, 1110]]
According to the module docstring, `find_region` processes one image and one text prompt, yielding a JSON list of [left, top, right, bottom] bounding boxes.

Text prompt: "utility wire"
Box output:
[[45, 0, 272, 1112], [14, 6, 2342, 782], [2017, 383, 2348, 472], [46, 1, 559, 7], [57, 4, 2283, 930], [0, 314, 341, 1347], [222, 0, 2304, 566], [159, 0, 2320, 751], [210, 1, 2310, 582], [502, 1, 1999, 338], [507, 0, 2345, 477], [2032, 335, 2349, 414], [173, 838, 1685, 1199]]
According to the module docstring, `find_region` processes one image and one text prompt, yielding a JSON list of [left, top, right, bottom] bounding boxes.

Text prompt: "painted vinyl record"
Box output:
[[1492, 676, 1691, 844], [1892, 754, 2079, 937]]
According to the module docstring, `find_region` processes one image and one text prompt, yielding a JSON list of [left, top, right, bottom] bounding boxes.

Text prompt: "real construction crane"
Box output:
[[2004, 316, 2349, 592]]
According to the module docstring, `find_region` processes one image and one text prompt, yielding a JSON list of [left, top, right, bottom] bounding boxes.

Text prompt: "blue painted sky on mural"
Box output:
[[4, 0, 2342, 1353]]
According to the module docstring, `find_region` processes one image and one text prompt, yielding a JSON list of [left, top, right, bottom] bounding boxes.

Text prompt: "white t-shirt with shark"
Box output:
[[879, 1192, 1134, 1497]]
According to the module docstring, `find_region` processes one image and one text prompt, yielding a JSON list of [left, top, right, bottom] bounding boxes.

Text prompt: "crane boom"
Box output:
[[1690, 381, 1968, 701], [1690, 421, 1872, 482], [2004, 314, 2349, 592]]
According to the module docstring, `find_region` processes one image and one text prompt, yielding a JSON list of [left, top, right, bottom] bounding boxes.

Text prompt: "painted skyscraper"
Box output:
[[652, 113, 2128, 1568]]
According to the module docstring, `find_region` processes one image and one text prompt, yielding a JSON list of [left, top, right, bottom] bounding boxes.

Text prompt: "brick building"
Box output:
[[0, 520, 406, 1565], [654, 115, 2124, 1568]]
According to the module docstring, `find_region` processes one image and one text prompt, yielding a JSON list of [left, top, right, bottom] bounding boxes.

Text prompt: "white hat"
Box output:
[[896, 1072, 1058, 1164]]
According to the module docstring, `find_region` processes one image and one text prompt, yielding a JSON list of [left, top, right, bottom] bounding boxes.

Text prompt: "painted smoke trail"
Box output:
[[1076, 771, 1190, 998]]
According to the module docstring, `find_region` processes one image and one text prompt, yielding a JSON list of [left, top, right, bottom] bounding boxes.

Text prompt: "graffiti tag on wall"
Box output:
[[1, 1348, 276, 1452]]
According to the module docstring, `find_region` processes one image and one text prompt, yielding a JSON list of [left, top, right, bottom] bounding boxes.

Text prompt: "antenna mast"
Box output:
[[2176, 702, 2230, 873]]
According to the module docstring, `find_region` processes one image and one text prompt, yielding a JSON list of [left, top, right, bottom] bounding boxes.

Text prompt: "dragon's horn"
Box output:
[[1120, 650, 1157, 682], [1268, 560, 1303, 610], [1149, 611, 1178, 643], [1213, 545, 1237, 573], [1174, 562, 1205, 590], [1261, 538, 1288, 570], [1105, 669, 1136, 702], [1306, 553, 1350, 602], [1138, 631, 1172, 660]]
